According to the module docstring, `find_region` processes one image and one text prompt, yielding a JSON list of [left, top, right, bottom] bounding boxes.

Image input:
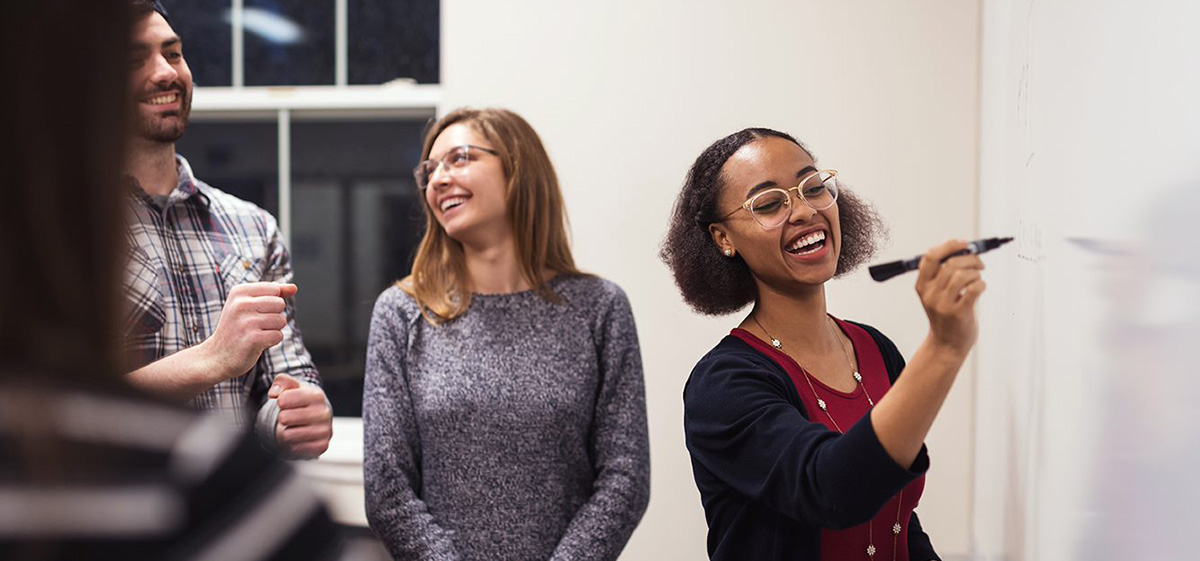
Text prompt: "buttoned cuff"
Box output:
[[254, 382, 334, 459]]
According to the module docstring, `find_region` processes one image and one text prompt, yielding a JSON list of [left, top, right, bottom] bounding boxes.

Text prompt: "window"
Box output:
[[243, 0, 335, 86], [164, 0, 233, 87], [288, 118, 427, 416], [176, 119, 278, 213], [164, 0, 439, 87], [348, 0, 439, 84], [173, 0, 441, 416]]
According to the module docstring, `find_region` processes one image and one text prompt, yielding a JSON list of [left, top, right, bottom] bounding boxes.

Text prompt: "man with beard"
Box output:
[[122, 0, 333, 459]]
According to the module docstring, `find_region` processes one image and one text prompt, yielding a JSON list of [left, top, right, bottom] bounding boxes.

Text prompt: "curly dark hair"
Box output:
[[660, 127, 886, 316]]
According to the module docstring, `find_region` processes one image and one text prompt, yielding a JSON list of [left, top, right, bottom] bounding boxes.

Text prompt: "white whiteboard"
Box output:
[[973, 1, 1200, 560]]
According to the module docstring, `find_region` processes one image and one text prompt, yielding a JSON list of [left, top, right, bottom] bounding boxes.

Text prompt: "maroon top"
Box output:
[[731, 316, 926, 561]]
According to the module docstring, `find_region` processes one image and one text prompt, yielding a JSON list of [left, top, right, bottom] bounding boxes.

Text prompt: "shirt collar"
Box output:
[[126, 154, 209, 209], [173, 154, 202, 200]]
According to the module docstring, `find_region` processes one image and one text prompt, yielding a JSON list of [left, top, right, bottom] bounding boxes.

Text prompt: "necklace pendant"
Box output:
[[853, 371, 863, 383], [770, 338, 781, 349], [866, 543, 876, 557], [817, 398, 827, 411], [893, 522, 902, 535]]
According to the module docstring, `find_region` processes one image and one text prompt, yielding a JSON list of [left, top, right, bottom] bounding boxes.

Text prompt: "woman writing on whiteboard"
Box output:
[[661, 128, 984, 561], [363, 108, 650, 560]]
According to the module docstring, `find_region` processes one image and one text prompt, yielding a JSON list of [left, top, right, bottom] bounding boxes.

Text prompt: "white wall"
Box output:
[[974, 1, 1200, 560], [441, 1, 981, 558]]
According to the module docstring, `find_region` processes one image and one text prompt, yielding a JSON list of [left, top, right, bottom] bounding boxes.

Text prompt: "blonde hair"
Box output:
[[401, 107, 585, 324]]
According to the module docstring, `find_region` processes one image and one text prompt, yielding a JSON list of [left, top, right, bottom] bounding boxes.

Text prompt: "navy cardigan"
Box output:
[[683, 321, 940, 560]]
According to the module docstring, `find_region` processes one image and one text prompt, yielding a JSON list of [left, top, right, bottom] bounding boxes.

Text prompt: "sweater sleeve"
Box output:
[[549, 284, 651, 561], [907, 511, 941, 560], [362, 289, 461, 561], [683, 345, 929, 530]]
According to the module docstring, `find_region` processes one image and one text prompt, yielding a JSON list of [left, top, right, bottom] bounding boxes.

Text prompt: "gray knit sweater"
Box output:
[[363, 275, 650, 561]]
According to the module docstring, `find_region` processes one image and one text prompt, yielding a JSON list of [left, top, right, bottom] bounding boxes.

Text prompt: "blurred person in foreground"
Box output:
[[1076, 182, 1200, 560], [0, 1, 346, 559], [120, 0, 332, 458]]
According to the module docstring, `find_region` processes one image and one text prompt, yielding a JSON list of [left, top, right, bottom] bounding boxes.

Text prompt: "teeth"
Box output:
[[788, 230, 826, 252], [148, 93, 177, 105], [440, 196, 468, 212]]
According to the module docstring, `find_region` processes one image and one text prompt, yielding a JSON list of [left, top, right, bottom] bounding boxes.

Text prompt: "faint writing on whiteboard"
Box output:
[[1018, 220, 1044, 262]]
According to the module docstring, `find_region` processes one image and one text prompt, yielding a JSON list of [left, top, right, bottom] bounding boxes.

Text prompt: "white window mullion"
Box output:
[[277, 108, 291, 244], [336, 0, 348, 87], [232, 0, 245, 88]]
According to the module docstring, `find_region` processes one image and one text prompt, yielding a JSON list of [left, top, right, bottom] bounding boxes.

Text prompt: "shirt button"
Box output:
[[242, 260, 251, 270], [192, 324, 200, 334], [178, 265, 186, 274]]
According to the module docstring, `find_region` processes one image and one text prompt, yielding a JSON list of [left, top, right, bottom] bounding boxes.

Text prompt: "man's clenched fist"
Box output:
[[270, 373, 333, 459], [203, 282, 297, 383]]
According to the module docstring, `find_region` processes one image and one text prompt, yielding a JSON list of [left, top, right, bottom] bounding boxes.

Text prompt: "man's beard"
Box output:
[[133, 86, 192, 144]]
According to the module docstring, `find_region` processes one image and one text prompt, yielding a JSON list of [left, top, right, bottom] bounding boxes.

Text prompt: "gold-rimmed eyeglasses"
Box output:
[[717, 169, 839, 230], [413, 144, 500, 190]]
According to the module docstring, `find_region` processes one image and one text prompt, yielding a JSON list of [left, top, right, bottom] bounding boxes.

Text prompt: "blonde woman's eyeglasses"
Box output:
[[414, 144, 500, 190]]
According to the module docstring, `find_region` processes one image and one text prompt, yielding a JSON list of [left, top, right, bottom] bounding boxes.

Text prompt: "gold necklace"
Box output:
[[750, 314, 877, 421], [750, 313, 904, 561], [827, 316, 874, 406]]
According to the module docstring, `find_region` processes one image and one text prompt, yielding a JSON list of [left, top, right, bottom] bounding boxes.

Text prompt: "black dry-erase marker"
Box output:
[[868, 237, 1014, 282]]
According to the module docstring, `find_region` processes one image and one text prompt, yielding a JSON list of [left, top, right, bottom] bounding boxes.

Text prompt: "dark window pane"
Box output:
[[349, 0, 440, 84], [244, 0, 334, 86], [161, 0, 233, 87], [175, 119, 279, 215], [290, 118, 427, 415]]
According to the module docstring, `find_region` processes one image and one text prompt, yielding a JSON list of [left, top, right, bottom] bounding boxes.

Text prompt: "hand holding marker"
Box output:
[[868, 237, 1014, 282]]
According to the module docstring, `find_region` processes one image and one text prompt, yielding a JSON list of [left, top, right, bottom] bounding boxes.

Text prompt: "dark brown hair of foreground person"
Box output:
[[0, 6, 351, 561], [0, 1, 129, 384]]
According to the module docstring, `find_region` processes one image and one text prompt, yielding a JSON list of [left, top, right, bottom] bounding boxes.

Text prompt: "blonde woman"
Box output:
[[363, 108, 650, 561]]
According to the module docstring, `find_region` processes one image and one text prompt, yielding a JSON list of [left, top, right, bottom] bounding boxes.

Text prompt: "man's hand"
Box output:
[[128, 282, 300, 401], [201, 282, 297, 384], [270, 373, 333, 459]]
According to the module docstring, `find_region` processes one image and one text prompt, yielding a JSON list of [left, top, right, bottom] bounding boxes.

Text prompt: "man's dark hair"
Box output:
[[659, 127, 885, 315], [130, 0, 170, 24]]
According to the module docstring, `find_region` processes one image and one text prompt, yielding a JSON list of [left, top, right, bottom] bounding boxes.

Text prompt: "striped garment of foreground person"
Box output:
[[0, 382, 363, 561]]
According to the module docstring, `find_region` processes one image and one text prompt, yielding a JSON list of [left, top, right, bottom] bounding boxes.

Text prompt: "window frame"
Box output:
[[187, 90, 438, 526], [190, 84, 440, 243]]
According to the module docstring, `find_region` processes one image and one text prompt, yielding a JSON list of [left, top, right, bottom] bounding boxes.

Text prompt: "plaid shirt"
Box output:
[[122, 155, 321, 427]]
